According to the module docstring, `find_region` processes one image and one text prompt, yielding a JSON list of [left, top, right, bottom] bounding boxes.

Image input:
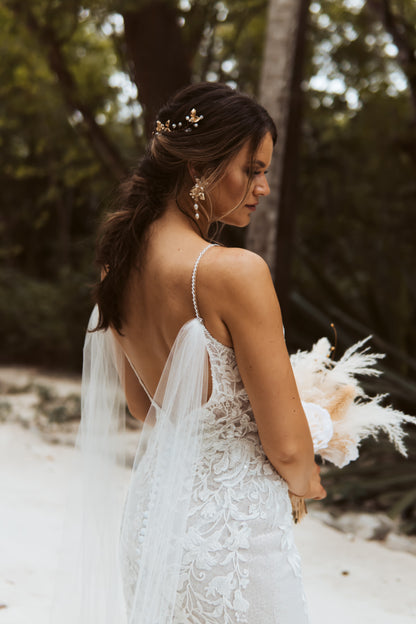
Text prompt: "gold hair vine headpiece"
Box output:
[[154, 108, 204, 135], [155, 119, 171, 133]]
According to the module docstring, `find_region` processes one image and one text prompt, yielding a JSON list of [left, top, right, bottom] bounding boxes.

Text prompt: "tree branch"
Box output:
[[366, 0, 416, 123], [9, 2, 127, 180]]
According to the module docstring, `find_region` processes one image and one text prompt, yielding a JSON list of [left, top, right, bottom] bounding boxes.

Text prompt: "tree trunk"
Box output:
[[123, 1, 192, 138], [246, 0, 309, 316]]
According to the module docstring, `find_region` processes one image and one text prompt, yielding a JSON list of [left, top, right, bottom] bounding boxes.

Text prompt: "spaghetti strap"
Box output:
[[191, 243, 218, 321], [123, 350, 155, 403]]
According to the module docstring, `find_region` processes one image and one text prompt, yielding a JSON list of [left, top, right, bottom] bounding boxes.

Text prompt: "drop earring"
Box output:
[[189, 178, 205, 221]]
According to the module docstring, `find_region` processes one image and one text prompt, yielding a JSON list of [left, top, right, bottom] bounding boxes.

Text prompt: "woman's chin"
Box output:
[[218, 215, 252, 228]]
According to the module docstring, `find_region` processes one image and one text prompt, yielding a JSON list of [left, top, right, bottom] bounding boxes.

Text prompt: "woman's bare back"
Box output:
[[112, 211, 231, 402]]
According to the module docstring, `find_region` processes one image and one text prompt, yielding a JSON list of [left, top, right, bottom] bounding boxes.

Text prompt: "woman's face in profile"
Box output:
[[210, 131, 273, 228]]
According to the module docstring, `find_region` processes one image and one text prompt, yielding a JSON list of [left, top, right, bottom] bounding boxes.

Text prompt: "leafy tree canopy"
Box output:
[[1, 0, 415, 400]]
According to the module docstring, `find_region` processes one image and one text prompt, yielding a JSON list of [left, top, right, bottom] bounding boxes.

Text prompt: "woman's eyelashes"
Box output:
[[245, 168, 268, 176]]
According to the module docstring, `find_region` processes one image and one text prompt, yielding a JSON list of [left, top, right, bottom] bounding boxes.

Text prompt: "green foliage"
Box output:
[[288, 0, 416, 414], [0, 268, 93, 368], [0, 3, 116, 277], [187, 0, 267, 93], [0, 1, 136, 367]]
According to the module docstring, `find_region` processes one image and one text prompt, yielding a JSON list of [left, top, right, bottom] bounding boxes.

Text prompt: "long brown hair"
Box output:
[[94, 82, 277, 333]]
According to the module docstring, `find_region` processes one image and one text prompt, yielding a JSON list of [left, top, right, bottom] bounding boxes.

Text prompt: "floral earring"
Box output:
[[189, 178, 205, 221]]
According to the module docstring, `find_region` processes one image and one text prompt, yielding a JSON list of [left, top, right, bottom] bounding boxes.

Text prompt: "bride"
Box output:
[[56, 82, 325, 624]]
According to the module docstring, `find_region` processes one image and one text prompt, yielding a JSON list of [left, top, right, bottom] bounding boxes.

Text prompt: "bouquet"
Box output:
[[288, 335, 416, 522]]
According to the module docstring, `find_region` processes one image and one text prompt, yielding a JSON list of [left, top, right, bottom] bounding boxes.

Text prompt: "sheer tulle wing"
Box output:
[[50, 305, 128, 622], [51, 307, 210, 624], [121, 317, 210, 623]]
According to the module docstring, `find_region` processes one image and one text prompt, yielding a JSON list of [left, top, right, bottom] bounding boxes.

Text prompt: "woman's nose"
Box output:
[[254, 176, 270, 197]]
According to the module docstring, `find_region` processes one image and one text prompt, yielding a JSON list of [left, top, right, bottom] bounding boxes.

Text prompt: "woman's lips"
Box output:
[[246, 204, 257, 211]]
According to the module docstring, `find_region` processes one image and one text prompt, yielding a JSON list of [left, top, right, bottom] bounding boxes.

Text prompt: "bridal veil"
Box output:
[[51, 305, 211, 624]]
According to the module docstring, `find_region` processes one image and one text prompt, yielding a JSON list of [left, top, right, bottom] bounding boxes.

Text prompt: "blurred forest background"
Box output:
[[1, 0, 415, 527]]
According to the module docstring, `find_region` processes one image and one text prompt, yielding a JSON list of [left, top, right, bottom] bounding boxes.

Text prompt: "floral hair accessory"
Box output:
[[154, 108, 204, 135], [155, 119, 171, 133]]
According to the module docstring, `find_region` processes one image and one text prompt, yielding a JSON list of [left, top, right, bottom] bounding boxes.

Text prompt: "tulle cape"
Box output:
[[51, 305, 210, 624]]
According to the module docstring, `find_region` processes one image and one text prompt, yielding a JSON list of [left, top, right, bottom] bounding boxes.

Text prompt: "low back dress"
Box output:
[[119, 243, 310, 624]]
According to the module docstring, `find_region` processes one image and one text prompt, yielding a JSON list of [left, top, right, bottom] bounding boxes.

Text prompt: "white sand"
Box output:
[[1, 421, 416, 624]]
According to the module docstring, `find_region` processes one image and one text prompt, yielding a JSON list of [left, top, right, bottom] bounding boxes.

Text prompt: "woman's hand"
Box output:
[[301, 463, 327, 500]]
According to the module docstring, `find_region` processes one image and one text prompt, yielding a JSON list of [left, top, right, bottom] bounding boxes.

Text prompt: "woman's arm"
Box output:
[[218, 249, 325, 499]]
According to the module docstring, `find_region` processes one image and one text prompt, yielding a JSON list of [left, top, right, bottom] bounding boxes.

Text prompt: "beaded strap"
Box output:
[[191, 244, 217, 321]]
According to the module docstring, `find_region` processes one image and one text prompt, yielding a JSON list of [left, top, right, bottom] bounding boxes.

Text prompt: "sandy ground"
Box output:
[[1, 421, 416, 624]]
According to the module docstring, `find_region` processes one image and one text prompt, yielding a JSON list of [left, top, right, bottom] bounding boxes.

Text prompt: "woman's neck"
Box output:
[[161, 198, 210, 240]]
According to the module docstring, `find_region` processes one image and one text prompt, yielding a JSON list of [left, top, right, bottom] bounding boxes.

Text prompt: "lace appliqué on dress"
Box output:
[[173, 332, 301, 623]]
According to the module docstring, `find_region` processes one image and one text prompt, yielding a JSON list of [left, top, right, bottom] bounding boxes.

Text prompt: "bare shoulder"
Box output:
[[209, 245, 269, 273], [195, 244, 281, 347], [206, 246, 271, 287], [205, 246, 276, 314]]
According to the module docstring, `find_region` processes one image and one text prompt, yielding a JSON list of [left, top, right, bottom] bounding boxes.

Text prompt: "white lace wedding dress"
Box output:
[[52, 243, 309, 624], [118, 244, 310, 624]]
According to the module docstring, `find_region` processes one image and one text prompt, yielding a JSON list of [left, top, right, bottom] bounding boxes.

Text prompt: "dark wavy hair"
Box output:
[[94, 82, 277, 333]]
